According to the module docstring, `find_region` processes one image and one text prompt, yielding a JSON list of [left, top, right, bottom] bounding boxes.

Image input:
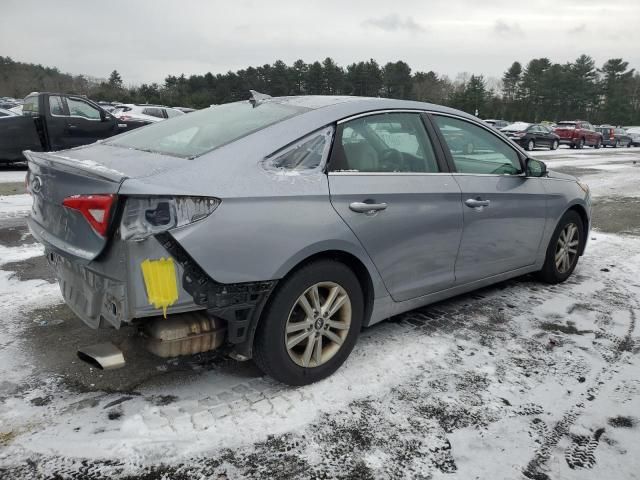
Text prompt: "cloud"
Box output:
[[362, 14, 426, 34], [568, 23, 587, 34], [493, 19, 524, 37]]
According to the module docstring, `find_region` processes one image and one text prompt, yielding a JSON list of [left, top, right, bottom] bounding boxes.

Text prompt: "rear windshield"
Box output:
[[502, 122, 531, 132], [556, 122, 576, 129], [108, 100, 309, 158]]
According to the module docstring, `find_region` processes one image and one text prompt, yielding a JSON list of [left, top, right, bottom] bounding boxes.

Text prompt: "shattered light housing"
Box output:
[[120, 196, 220, 241]]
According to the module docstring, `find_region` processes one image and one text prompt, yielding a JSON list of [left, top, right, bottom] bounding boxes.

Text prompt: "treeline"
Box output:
[[1, 54, 639, 125]]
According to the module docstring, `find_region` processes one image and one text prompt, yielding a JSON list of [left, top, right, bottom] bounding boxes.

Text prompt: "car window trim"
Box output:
[[428, 111, 527, 176], [48, 95, 70, 118], [330, 109, 450, 174]]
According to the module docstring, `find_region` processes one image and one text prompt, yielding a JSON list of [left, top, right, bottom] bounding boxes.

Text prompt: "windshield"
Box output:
[[108, 100, 309, 158], [502, 122, 530, 132], [556, 122, 576, 129]]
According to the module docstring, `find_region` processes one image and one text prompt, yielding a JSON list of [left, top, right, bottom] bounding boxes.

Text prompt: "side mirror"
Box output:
[[526, 158, 547, 177]]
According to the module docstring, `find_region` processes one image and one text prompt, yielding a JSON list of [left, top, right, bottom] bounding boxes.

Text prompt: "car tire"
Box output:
[[526, 139, 535, 151], [536, 210, 584, 284], [577, 138, 585, 149], [595, 139, 601, 149], [253, 260, 364, 386], [551, 140, 559, 150]]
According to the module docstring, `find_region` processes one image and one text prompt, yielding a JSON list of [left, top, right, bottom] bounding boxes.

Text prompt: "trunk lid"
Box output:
[[25, 144, 186, 261]]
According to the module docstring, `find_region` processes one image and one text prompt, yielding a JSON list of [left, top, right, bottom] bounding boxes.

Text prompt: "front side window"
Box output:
[[49, 96, 66, 116], [434, 115, 522, 175], [329, 113, 439, 173], [108, 100, 308, 158], [67, 98, 101, 120]]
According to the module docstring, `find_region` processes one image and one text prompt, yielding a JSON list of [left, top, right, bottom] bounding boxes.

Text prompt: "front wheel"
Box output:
[[595, 139, 601, 149], [577, 138, 585, 149], [526, 139, 535, 151], [551, 140, 559, 150], [253, 260, 364, 386], [536, 210, 584, 284]]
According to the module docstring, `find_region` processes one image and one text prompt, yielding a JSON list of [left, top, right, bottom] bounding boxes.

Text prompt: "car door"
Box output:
[[327, 112, 464, 302], [430, 114, 547, 284], [64, 96, 117, 147], [45, 95, 73, 151]]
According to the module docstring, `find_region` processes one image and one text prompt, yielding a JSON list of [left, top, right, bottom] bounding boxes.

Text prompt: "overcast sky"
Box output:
[[3, 0, 639, 85]]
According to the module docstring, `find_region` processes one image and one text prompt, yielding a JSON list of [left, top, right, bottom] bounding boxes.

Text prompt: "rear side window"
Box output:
[[142, 107, 164, 118], [329, 113, 439, 173], [165, 108, 183, 118], [49, 96, 66, 116], [265, 126, 334, 172], [23, 96, 39, 116], [67, 98, 101, 120], [108, 100, 309, 158], [434, 115, 522, 175]]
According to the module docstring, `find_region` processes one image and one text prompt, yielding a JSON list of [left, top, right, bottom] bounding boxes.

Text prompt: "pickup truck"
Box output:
[[553, 120, 603, 149], [0, 92, 145, 164]]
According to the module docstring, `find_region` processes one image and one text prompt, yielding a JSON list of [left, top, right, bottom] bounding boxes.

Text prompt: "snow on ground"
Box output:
[[0, 151, 639, 479], [0, 194, 32, 219], [0, 170, 27, 184]]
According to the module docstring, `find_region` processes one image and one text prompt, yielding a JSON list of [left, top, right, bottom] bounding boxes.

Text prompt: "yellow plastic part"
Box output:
[[140, 258, 179, 318]]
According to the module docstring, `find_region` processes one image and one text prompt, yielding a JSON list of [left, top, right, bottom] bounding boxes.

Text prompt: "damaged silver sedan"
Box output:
[[26, 93, 591, 385]]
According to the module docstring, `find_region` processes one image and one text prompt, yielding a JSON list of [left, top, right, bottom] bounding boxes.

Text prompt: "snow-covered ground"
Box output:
[[0, 169, 26, 184], [0, 149, 639, 479]]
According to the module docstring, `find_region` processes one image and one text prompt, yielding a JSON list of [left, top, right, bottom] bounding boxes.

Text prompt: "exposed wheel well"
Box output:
[[279, 250, 375, 327], [567, 205, 589, 255]]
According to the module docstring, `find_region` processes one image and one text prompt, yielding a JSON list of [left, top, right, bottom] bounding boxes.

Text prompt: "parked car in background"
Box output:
[[112, 104, 185, 125], [26, 94, 591, 385], [484, 119, 510, 130], [0, 92, 124, 164], [596, 126, 632, 148], [626, 127, 640, 147], [501, 122, 560, 151], [0, 107, 18, 118], [554, 121, 602, 149]]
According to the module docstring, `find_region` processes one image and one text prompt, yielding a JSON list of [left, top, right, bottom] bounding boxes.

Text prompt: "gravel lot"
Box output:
[[0, 147, 639, 479]]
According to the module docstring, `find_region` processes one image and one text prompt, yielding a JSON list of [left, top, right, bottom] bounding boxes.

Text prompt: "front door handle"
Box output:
[[349, 202, 388, 214], [465, 198, 490, 209]]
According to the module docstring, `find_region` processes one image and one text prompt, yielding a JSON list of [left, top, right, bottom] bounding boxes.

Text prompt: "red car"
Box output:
[[554, 121, 603, 149]]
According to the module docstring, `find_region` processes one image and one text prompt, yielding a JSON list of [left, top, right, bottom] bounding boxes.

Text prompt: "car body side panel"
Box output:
[[167, 172, 389, 300], [452, 174, 547, 283]]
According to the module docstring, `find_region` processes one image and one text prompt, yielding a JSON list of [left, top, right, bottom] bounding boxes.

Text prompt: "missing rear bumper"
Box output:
[[155, 232, 276, 357]]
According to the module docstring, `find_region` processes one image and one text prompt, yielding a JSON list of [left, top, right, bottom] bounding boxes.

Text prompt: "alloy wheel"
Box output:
[[555, 223, 579, 274], [285, 282, 352, 368]]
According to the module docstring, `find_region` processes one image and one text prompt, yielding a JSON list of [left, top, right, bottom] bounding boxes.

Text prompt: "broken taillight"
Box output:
[[62, 194, 116, 237], [120, 196, 220, 242]]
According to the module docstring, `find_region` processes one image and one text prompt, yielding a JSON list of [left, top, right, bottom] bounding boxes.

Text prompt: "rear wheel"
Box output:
[[254, 260, 364, 386], [577, 138, 585, 149], [536, 210, 583, 284], [526, 139, 535, 151]]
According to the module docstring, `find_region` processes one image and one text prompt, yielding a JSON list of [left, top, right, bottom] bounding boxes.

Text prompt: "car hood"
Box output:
[[547, 169, 577, 181]]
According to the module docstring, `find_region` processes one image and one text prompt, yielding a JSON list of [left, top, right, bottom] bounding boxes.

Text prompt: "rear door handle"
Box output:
[[465, 198, 490, 209], [349, 202, 388, 214]]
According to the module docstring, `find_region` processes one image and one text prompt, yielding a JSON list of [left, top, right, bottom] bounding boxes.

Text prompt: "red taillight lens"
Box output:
[[63, 194, 116, 237]]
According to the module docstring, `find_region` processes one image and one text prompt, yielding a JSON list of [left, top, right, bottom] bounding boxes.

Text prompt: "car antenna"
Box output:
[[249, 90, 271, 108]]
